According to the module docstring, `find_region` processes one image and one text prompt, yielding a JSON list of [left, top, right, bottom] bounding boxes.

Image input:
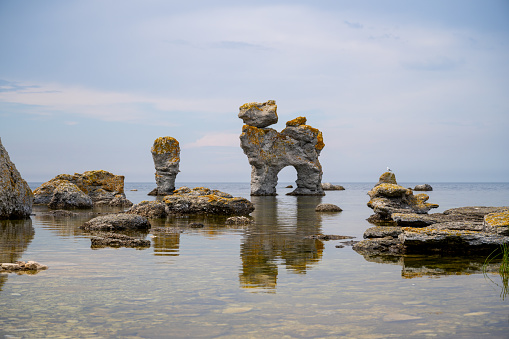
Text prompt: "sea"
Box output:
[[1, 182, 508, 338]]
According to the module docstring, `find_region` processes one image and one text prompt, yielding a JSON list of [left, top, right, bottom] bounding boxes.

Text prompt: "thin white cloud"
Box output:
[[184, 133, 240, 148]]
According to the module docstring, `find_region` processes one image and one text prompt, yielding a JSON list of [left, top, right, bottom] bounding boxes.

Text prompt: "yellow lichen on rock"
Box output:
[[286, 116, 307, 126], [315, 131, 325, 151], [151, 136, 180, 161], [484, 210, 509, 227]]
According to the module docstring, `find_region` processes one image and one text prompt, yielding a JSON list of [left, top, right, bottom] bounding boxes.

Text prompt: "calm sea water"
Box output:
[[1, 182, 508, 338]]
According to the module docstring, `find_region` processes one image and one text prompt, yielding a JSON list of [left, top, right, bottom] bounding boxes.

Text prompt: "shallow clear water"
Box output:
[[1, 182, 508, 338]]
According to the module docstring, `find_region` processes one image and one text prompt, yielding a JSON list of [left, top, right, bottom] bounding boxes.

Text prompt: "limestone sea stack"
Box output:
[[0, 137, 33, 219], [150, 136, 180, 196], [239, 100, 325, 196], [33, 170, 132, 208]]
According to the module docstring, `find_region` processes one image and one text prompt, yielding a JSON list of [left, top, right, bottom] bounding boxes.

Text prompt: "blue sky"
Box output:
[[1, 0, 508, 183]]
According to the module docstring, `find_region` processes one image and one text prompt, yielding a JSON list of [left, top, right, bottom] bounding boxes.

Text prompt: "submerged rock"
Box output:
[[151, 136, 180, 196], [91, 232, 150, 248], [239, 100, 325, 196], [225, 216, 253, 225], [1, 261, 48, 273], [0, 137, 33, 219], [367, 172, 438, 221], [33, 170, 132, 208], [128, 187, 254, 217], [80, 213, 150, 231]]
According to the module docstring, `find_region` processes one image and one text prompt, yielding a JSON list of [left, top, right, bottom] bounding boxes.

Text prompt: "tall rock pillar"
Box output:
[[151, 136, 180, 196]]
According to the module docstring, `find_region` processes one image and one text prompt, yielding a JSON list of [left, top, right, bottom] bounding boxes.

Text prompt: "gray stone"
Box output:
[[48, 181, 93, 209], [0, 138, 33, 219], [0, 261, 48, 272], [367, 172, 438, 220], [238, 100, 278, 128], [225, 216, 253, 225], [80, 213, 150, 231], [321, 183, 345, 191], [315, 203, 342, 212], [33, 170, 132, 208], [363, 226, 404, 238], [128, 187, 254, 216], [414, 184, 433, 191], [239, 102, 325, 196], [151, 136, 180, 195]]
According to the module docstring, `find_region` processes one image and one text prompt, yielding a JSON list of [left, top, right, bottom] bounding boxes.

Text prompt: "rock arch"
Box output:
[[239, 101, 325, 196]]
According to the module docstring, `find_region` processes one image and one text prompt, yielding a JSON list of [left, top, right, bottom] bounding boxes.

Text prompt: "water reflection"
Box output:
[[240, 196, 324, 291], [0, 219, 34, 291], [357, 252, 502, 278]]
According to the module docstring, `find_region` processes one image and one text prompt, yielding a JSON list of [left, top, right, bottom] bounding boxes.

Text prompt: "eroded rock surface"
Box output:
[[0, 138, 33, 219], [367, 172, 438, 221], [91, 232, 150, 248], [354, 206, 509, 255], [239, 100, 324, 196], [128, 187, 254, 216], [80, 213, 150, 231], [150, 136, 180, 196], [33, 170, 132, 208]]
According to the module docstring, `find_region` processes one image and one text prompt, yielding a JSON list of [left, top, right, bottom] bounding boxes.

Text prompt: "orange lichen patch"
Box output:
[[286, 116, 307, 126], [369, 183, 410, 197], [239, 102, 263, 111], [402, 227, 479, 236], [80, 170, 125, 194], [151, 136, 180, 158], [485, 210, 509, 227], [241, 125, 270, 146], [315, 131, 324, 151]]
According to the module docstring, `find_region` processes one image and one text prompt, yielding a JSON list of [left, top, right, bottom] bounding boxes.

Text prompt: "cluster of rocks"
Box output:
[[149, 136, 180, 196], [0, 138, 33, 219], [239, 100, 325, 196], [366, 171, 438, 222], [128, 187, 255, 217], [1, 261, 48, 273], [33, 170, 132, 209], [356, 172, 509, 255]]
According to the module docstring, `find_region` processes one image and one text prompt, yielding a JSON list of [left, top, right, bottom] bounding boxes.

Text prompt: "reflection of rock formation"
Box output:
[[239, 196, 324, 291], [239, 100, 325, 196], [152, 232, 181, 256], [0, 219, 35, 291], [357, 252, 501, 279]]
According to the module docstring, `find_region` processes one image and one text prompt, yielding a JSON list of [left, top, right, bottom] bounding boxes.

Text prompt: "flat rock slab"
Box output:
[[81, 213, 150, 231]]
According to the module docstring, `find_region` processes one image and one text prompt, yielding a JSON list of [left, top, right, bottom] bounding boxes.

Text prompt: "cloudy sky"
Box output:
[[1, 0, 508, 183]]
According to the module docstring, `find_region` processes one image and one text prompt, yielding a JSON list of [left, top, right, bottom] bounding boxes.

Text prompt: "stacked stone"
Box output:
[[150, 136, 180, 196], [238, 100, 325, 196]]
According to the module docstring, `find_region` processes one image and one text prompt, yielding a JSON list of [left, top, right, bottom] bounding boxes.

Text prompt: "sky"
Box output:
[[0, 0, 508, 184]]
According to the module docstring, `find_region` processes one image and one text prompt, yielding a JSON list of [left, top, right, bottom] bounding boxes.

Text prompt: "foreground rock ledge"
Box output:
[[0, 137, 33, 219], [1, 261, 48, 273], [354, 206, 509, 255], [128, 187, 255, 217]]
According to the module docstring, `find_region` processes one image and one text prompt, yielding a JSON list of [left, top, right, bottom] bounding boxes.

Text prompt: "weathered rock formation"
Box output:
[[367, 172, 438, 221], [128, 186, 255, 216], [149, 136, 180, 196], [80, 213, 150, 231], [0, 138, 33, 219], [33, 170, 132, 208], [414, 184, 433, 191], [321, 183, 345, 191], [354, 206, 509, 255], [239, 100, 325, 196]]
